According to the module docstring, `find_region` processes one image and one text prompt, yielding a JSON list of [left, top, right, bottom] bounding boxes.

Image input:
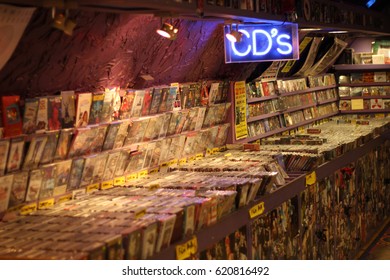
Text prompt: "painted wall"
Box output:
[[0, 8, 258, 97]]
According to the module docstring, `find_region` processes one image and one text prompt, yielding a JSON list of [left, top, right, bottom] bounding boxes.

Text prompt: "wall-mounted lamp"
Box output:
[[156, 21, 178, 40], [226, 25, 243, 43]]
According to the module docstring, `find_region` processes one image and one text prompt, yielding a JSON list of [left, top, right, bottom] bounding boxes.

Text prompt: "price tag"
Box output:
[[170, 159, 178, 166], [196, 153, 204, 160], [149, 167, 159, 174], [206, 148, 213, 156], [188, 155, 196, 162], [126, 173, 138, 182], [135, 209, 146, 219], [160, 161, 170, 168], [212, 147, 220, 154], [306, 171, 316, 186], [58, 194, 72, 204], [86, 183, 100, 193], [138, 170, 148, 178], [376, 114, 385, 118], [176, 236, 198, 260], [20, 203, 37, 215], [249, 201, 265, 219], [38, 198, 55, 209], [101, 180, 114, 190], [224, 153, 232, 157], [179, 158, 187, 165], [114, 176, 125, 186]]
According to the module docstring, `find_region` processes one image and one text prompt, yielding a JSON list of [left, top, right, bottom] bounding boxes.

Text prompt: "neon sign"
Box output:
[[224, 23, 299, 63]]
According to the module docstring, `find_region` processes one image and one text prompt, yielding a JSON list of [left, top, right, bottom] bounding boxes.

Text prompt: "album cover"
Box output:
[[140, 142, 155, 169], [143, 115, 163, 142], [75, 92, 92, 128], [120, 90, 135, 120], [166, 111, 181, 136], [102, 151, 121, 181], [23, 134, 48, 170], [39, 131, 59, 165], [141, 222, 158, 259], [338, 86, 351, 97], [1, 95, 23, 137], [214, 123, 230, 147], [131, 90, 145, 117], [54, 159, 72, 196], [191, 83, 202, 107], [158, 138, 172, 164], [200, 82, 210, 106], [149, 88, 162, 115], [175, 110, 190, 135], [181, 108, 198, 133], [60, 90, 76, 128], [350, 87, 363, 97], [113, 120, 130, 150], [124, 151, 144, 175], [111, 87, 122, 121], [339, 100, 351, 111], [22, 98, 39, 134], [370, 99, 384, 109], [35, 97, 49, 131], [8, 170, 28, 208], [124, 117, 150, 146], [158, 113, 172, 139], [54, 128, 74, 161], [141, 88, 153, 116], [208, 82, 220, 105], [167, 135, 186, 160], [155, 214, 177, 253], [384, 100, 390, 109], [158, 87, 170, 113], [0, 139, 10, 176], [6, 136, 24, 173], [25, 169, 43, 202], [102, 121, 121, 151], [149, 140, 162, 168], [114, 148, 131, 177], [88, 92, 104, 125], [80, 156, 95, 187], [374, 72, 387, 83], [91, 153, 108, 184], [47, 96, 62, 131], [350, 73, 363, 84], [0, 174, 13, 212], [38, 163, 57, 200], [89, 124, 108, 154], [171, 86, 182, 111], [101, 88, 115, 123], [67, 158, 85, 191], [68, 127, 93, 158]]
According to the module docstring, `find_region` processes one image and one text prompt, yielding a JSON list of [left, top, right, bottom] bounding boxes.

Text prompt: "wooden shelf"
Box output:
[[247, 111, 280, 123], [152, 127, 390, 259], [284, 103, 316, 114], [234, 112, 338, 144], [340, 109, 390, 114], [339, 83, 390, 87], [247, 95, 279, 104], [340, 96, 390, 100], [317, 98, 339, 105], [334, 64, 390, 71]]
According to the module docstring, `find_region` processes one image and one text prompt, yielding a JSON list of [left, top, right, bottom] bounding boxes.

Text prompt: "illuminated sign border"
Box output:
[[224, 23, 299, 63]]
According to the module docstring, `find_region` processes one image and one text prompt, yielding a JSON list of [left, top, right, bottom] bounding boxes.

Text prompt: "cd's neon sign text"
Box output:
[[224, 23, 299, 63]]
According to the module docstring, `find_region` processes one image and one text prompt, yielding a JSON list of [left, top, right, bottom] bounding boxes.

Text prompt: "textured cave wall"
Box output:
[[0, 8, 258, 97]]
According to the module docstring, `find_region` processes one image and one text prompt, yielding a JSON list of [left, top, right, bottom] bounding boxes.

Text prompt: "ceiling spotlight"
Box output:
[[156, 22, 178, 40], [226, 24, 243, 43]]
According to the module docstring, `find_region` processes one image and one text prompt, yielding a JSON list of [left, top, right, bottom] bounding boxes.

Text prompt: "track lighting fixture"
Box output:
[[51, 7, 76, 36], [225, 24, 243, 43], [156, 21, 178, 40]]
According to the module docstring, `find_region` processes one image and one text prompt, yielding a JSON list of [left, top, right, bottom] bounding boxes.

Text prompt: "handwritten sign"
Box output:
[[249, 201, 265, 219], [176, 236, 198, 260]]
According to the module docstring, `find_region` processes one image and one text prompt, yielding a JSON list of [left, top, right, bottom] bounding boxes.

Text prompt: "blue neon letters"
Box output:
[[224, 23, 299, 63]]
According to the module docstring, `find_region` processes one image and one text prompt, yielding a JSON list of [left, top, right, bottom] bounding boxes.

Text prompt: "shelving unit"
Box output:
[[334, 64, 390, 114], [152, 127, 390, 260]]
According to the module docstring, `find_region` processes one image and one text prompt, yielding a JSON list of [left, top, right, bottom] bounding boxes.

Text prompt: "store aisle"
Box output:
[[360, 223, 390, 260]]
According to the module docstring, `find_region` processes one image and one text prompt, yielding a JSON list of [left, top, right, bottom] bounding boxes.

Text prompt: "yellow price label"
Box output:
[[126, 173, 138, 181], [149, 167, 159, 174], [179, 158, 187, 165], [206, 148, 213, 156], [306, 171, 316, 186], [58, 194, 72, 204], [160, 161, 170, 168], [212, 147, 220, 153], [135, 209, 146, 219], [101, 180, 114, 190], [170, 159, 178, 165], [38, 198, 55, 209], [376, 114, 385, 118], [176, 236, 198, 260], [188, 155, 196, 162], [196, 153, 204, 160], [249, 201, 265, 219], [8, 204, 24, 212], [138, 170, 148, 178], [20, 203, 37, 215], [86, 183, 100, 193], [224, 153, 232, 157], [114, 176, 125, 186]]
